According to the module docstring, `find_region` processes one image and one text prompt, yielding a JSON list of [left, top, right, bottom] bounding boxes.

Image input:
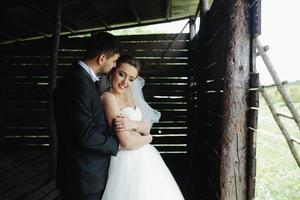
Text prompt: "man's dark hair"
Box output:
[[84, 32, 121, 59]]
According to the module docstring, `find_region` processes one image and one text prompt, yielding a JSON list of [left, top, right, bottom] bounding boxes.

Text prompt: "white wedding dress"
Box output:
[[101, 106, 185, 200]]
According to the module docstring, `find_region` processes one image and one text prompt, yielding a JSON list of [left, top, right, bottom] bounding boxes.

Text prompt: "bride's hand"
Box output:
[[114, 115, 137, 131]]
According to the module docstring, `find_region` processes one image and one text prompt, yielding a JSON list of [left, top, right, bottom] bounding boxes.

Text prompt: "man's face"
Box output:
[[101, 53, 120, 75]]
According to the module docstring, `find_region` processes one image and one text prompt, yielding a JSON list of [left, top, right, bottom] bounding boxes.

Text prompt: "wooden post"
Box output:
[[0, 55, 4, 148], [189, 17, 196, 41], [48, 0, 61, 181], [220, 0, 250, 199], [256, 38, 300, 133], [200, 0, 209, 17], [260, 87, 300, 167]]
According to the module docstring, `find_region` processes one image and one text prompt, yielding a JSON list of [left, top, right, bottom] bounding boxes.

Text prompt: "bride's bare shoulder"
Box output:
[[101, 91, 115, 100]]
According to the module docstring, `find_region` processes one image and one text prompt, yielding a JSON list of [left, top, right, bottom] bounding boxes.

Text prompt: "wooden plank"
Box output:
[[152, 123, 187, 128], [4, 76, 51, 84], [152, 135, 188, 144], [4, 111, 48, 126], [4, 101, 48, 110], [23, 181, 56, 200], [154, 145, 187, 152], [146, 103, 187, 109], [144, 90, 187, 96], [0, 150, 29, 170], [145, 96, 188, 103], [2, 57, 189, 66], [0, 164, 47, 199], [4, 92, 48, 101], [0, 170, 48, 200], [3, 137, 49, 146], [153, 110, 187, 116], [43, 188, 60, 200], [0, 151, 43, 178], [1, 48, 189, 58], [0, 55, 4, 147], [150, 129, 188, 135], [145, 78, 188, 84], [123, 50, 189, 57], [157, 115, 187, 121], [58, 38, 189, 49], [143, 84, 188, 91], [117, 33, 189, 41], [4, 127, 48, 136]]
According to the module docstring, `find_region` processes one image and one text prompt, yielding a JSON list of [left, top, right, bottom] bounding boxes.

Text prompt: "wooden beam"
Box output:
[[256, 38, 300, 133], [166, 0, 171, 20], [189, 18, 196, 40], [260, 87, 300, 167], [27, 4, 76, 33], [79, 0, 109, 29], [129, 0, 141, 24], [0, 55, 4, 147], [0, 16, 190, 45], [0, 31, 22, 42], [291, 136, 300, 145], [2, 0, 39, 8], [220, 0, 250, 199], [3, 17, 49, 38], [200, 0, 209, 17], [48, 0, 61, 181]]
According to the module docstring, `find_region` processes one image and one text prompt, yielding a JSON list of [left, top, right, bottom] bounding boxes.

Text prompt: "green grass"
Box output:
[[256, 82, 300, 200]]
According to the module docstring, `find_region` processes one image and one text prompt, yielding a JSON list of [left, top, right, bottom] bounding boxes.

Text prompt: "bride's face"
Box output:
[[111, 63, 138, 94]]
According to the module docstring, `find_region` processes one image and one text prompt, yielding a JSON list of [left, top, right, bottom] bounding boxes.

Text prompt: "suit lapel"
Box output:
[[76, 64, 100, 95]]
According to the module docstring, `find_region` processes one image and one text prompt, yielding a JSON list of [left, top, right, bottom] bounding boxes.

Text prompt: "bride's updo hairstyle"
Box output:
[[112, 54, 141, 76]]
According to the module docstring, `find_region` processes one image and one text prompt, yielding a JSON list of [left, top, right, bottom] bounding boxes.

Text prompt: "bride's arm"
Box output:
[[114, 116, 151, 135], [102, 92, 152, 150]]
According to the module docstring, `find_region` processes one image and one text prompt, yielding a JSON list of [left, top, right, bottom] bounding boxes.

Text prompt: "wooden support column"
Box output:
[[220, 0, 250, 199], [200, 0, 209, 17], [0, 55, 4, 148], [48, 0, 61, 181], [189, 18, 196, 41]]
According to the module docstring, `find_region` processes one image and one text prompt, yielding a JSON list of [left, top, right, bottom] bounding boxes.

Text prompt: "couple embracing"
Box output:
[[53, 32, 184, 200]]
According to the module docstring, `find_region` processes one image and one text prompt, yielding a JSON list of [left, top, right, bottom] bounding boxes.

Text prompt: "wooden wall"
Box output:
[[0, 33, 191, 197], [189, 0, 258, 199], [189, 0, 227, 198]]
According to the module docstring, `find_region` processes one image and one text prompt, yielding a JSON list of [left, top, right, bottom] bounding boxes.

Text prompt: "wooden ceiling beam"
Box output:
[[0, 16, 190, 45], [129, 0, 141, 24], [3, 17, 49, 38], [79, 0, 109, 29], [0, 31, 22, 42], [27, 4, 76, 33]]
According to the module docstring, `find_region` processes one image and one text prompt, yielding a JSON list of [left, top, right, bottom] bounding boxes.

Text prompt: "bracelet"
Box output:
[[132, 121, 139, 132], [136, 121, 140, 131]]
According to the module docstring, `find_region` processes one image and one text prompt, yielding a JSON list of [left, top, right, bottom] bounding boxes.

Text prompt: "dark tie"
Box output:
[[94, 81, 100, 91]]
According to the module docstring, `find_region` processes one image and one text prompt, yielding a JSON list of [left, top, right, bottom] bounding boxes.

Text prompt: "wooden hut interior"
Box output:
[[0, 0, 260, 199]]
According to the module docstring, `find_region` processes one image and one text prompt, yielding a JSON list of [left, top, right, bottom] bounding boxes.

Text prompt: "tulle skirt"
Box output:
[[101, 144, 185, 200]]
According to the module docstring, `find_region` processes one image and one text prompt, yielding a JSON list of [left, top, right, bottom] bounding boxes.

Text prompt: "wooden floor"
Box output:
[[0, 149, 60, 200]]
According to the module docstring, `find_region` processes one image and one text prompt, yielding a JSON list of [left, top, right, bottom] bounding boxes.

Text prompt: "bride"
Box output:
[[101, 55, 185, 200]]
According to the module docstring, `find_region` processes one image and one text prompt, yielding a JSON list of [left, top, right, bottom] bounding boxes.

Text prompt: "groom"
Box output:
[[53, 32, 120, 200]]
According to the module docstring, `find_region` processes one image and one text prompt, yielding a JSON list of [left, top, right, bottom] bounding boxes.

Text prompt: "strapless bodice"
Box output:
[[120, 106, 142, 121]]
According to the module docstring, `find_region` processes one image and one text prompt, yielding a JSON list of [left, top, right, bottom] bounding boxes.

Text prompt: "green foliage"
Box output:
[[263, 82, 300, 104]]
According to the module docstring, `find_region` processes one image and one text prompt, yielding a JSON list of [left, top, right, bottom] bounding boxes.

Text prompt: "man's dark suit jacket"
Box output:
[[53, 64, 119, 195]]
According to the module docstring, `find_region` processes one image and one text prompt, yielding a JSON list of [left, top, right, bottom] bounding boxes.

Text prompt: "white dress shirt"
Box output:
[[78, 60, 100, 82]]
